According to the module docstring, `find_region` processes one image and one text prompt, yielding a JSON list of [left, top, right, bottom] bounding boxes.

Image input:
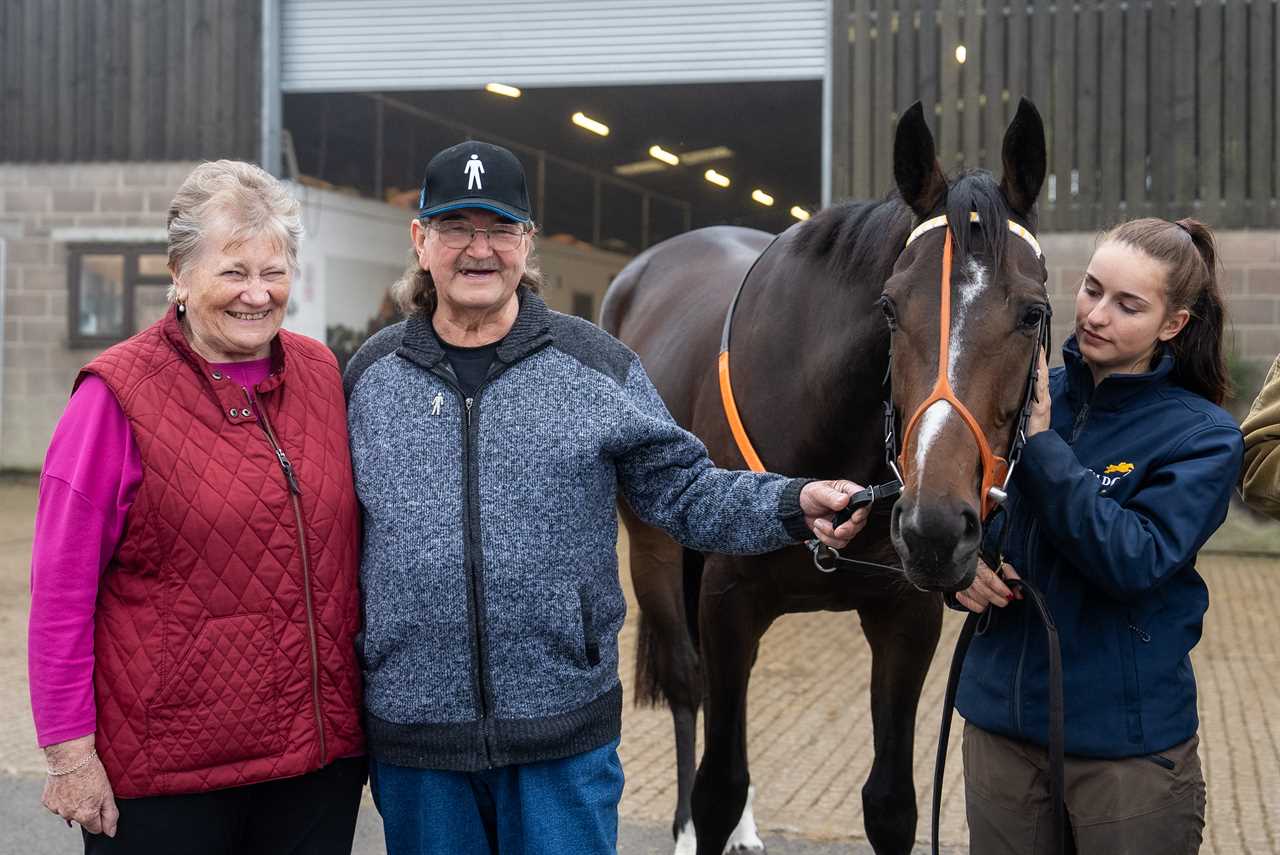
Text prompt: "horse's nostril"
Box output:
[[961, 507, 980, 540]]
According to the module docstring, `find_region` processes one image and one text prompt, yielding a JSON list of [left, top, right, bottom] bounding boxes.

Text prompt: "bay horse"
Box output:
[[600, 99, 1049, 855]]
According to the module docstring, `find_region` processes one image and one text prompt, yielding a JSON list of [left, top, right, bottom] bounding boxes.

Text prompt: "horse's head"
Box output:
[[882, 99, 1049, 592]]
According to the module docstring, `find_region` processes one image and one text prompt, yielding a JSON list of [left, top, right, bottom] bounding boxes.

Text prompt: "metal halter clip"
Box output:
[[987, 486, 1008, 506], [806, 539, 840, 573]]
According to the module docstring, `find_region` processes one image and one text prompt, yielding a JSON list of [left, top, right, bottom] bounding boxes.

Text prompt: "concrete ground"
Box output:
[[1, 477, 1276, 853]]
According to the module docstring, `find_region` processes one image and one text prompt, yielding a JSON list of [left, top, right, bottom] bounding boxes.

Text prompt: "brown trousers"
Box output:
[[963, 722, 1205, 855]]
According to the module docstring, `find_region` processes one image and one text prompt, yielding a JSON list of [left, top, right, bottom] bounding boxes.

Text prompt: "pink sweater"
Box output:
[[28, 358, 272, 747]]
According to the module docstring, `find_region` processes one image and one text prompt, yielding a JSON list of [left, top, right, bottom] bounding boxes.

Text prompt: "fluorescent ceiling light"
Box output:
[[649, 145, 680, 166], [572, 112, 609, 136], [751, 189, 775, 206], [613, 161, 666, 177], [614, 144, 734, 176], [790, 206, 810, 220], [704, 169, 730, 188], [484, 82, 521, 98], [680, 146, 733, 165]]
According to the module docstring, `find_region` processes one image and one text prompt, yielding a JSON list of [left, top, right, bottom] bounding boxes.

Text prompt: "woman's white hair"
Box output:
[[165, 160, 302, 303]]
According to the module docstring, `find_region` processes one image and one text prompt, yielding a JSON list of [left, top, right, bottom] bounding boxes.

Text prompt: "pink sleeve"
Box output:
[[28, 375, 142, 748]]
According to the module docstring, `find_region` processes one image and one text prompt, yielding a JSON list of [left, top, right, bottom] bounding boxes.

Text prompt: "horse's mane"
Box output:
[[792, 170, 1018, 285], [791, 194, 913, 287]]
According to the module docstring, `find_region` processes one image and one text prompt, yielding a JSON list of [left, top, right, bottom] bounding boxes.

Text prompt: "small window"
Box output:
[[571, 291, 594, 322], [68, 245, 170, 347]]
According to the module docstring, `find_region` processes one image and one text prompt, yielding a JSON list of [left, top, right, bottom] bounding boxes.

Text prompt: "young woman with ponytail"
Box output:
[[952, 218, 1244, 854]]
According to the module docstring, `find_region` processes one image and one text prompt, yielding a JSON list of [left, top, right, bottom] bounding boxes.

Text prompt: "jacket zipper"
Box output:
[[462, 392, 494, 763], [247, 388, 326, 763], [1068, 400, 1092, 443], [431, 360, 517, 768]]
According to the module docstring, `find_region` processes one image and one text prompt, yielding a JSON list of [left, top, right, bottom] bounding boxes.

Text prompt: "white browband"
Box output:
[[904, 211, 1044, 259]]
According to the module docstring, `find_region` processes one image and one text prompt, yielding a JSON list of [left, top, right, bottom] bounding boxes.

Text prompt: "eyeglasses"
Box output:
[[428, 220, 529, 252]]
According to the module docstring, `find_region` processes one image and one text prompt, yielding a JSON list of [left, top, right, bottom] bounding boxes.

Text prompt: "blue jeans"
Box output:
[[370, 738, 624, 855]]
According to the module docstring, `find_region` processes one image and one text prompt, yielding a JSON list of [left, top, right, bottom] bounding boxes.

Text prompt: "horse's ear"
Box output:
[[894, 101, 947, 218], [999, 97, 1047, 217]]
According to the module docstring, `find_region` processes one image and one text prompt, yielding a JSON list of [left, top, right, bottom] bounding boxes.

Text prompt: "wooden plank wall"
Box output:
[[834, 0, 1280, 231], [0, 0, 261, 163]]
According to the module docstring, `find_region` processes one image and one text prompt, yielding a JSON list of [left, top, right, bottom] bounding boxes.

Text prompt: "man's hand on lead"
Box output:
[[800, 480, 870, 549]]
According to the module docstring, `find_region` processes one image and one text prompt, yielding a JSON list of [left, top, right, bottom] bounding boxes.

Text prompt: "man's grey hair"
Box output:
[[165, 160, 303, 303], [390, 220, 544, 317]]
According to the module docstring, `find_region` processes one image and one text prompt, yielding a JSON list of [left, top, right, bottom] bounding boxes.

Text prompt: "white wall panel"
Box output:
[[281, 0, 826, 91]]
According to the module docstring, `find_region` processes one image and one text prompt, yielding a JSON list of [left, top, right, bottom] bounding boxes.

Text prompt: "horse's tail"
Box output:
[[633, 607, 667, 709], [633, 547, 705, 710]]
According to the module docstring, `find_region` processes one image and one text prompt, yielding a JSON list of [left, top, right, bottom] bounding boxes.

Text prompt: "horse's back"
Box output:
[[602, 226, 772, 426]]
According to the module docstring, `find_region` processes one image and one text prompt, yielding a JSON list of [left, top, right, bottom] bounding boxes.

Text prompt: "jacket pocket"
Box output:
[[146, 613, 287, 773], [579, 588, 601, 668], [1119, 612, 1146, 745]]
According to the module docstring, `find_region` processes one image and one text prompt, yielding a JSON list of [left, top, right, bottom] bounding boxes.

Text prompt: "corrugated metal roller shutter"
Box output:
[[280, 0, 827, 92]]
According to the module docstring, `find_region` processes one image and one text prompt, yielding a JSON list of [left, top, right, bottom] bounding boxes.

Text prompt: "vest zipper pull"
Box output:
[[276, 448, 302, 496]]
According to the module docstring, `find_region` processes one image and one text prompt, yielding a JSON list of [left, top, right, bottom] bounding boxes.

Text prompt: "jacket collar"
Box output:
[[1061, 334, 1174, 412], [159, 305, 288, 424], [399, 286, 554, 371]]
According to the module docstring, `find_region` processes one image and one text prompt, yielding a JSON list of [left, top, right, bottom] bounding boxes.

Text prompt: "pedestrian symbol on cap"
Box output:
[[464, 154, 485, 190]]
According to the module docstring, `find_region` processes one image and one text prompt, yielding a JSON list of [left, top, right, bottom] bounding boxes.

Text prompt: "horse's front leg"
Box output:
[[858, 590, 943, 855], [691, 557, 772, 855]]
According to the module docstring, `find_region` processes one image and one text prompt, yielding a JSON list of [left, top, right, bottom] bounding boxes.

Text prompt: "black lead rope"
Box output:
[[931, 528, 1066, 855]]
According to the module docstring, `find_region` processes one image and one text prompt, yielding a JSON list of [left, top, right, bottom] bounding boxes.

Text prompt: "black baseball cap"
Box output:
[[417, 141, 532, 224]]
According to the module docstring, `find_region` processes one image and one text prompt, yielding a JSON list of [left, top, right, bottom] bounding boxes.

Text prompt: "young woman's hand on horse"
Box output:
[[955, 559, 1024, 613], [1027, 347, 1052, 436], [800, 480, 870, 548]]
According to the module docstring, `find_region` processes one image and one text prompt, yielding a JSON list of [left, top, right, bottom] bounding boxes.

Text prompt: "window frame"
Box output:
[[67, 243, 171, 349]]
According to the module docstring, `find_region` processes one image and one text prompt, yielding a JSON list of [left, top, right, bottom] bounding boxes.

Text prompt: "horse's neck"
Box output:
[[731, 250, 891, 476]]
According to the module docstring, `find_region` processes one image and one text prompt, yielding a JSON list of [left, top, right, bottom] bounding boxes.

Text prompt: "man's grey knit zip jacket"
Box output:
[[344, 288, 812, 771]]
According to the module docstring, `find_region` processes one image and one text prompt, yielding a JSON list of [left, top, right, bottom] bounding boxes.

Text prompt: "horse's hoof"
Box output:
[[673, 820, 696, 855], [723, 785, 765, 852]]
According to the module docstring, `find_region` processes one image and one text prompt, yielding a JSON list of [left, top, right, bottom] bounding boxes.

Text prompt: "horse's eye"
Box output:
[[1020, 305, 1047, 329], [878, 296, 898, 329]]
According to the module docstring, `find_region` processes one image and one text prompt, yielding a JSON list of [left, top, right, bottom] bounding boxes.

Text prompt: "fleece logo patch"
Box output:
[[1094, 461, 1136, 490]]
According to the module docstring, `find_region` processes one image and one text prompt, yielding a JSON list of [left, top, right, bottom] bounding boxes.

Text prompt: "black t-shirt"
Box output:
[[435, 329, 501, 398]]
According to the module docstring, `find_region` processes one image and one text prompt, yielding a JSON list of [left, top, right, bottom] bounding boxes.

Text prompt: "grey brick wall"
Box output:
[[0, 162, 196, 469]]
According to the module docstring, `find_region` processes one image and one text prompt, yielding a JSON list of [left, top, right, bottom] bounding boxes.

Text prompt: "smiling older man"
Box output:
[[343, 141, 870, 855]]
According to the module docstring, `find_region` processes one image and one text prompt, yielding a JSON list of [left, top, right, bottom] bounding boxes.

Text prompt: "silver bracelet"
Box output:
[[47, 748, 97, 777]]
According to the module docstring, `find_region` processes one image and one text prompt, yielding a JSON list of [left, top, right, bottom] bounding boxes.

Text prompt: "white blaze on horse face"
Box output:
[[912, 258, 989, 477], [951, 258, 987, 384]]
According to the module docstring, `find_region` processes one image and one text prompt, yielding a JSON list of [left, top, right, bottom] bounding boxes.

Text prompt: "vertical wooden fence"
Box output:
[[831, 0, 1279, 230]]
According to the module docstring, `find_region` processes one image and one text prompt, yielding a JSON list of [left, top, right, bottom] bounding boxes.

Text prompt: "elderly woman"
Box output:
[[28, 160, 365, 853]]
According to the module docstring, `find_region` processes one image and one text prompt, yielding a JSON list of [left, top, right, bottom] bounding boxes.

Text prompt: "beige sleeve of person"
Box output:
[[1240, 354, 1280, 520]]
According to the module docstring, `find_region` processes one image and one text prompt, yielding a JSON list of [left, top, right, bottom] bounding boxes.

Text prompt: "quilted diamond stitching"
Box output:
[[84, 318, 364, 797]]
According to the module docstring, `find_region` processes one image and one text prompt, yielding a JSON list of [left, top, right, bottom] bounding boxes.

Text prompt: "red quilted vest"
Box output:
[[78, 308, 364, 798]]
